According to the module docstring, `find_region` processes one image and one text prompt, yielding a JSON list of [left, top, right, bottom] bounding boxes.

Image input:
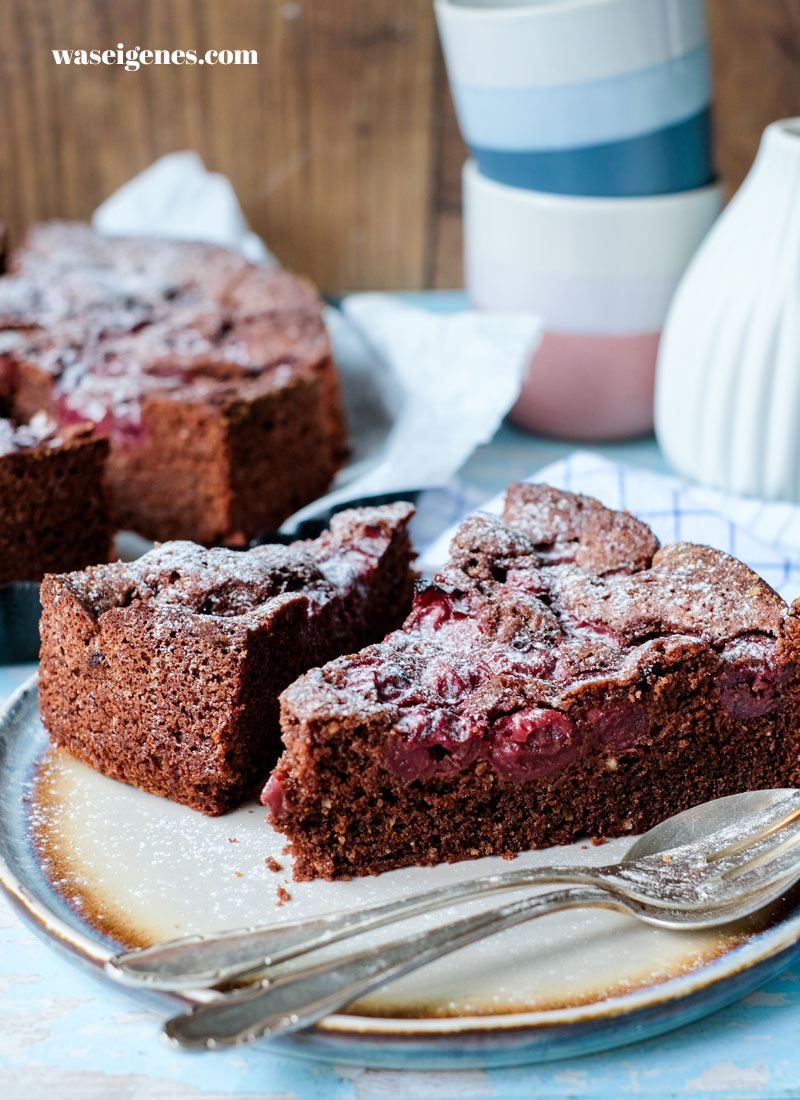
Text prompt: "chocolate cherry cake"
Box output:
[[0, 222, 345, 544], [264, 483, 800, 880], [39, 502, 415, 814], [0, 413, 111, 584]]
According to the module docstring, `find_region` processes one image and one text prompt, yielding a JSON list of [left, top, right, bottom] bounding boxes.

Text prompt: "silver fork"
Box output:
[[107, 783, 800, 1038], [161, 865, 800, 1050]]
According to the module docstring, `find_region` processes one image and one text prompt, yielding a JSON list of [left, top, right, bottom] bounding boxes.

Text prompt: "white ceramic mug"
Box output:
[[464, 160, 722, 439], [436, 0, 712, 197]]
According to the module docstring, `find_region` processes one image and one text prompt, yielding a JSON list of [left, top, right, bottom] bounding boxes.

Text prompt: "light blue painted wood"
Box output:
[[2, 292, 798, 1099]]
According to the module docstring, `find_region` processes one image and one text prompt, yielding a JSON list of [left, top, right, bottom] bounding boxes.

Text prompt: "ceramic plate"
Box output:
[[3, 676, 800, 1069]]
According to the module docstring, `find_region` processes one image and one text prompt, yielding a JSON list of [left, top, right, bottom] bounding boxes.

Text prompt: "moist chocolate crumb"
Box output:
[[276, 884, 291, 906], [265, 857, 282, 872]]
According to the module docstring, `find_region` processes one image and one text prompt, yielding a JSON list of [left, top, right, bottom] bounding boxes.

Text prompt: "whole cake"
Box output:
[[0, 412, 111, 584], [264, 483, 800, 880], [0, 222, 345, 544], [39, 502, 415, 814]]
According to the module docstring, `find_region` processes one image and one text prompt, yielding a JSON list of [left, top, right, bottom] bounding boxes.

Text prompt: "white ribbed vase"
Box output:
[[655, 119, 800, 499]]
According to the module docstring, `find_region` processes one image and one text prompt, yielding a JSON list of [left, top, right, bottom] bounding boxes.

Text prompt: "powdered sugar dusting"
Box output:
[[0, 411, 68, 455], [60, 504, 407, 623]]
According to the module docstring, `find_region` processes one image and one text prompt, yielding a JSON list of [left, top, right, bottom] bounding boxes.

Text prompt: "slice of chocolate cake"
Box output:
[[0, 413, 111, 584], [264, 483, 800, 880], [39, 502, 415, 814]]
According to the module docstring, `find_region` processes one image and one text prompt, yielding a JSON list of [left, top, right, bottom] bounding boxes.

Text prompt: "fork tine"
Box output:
[[718, 819, 800, 884], [660, 790, 800, 865], [610, 793, 800, 911], [706, 815, 800, 890], [706, 798, 800, 864]]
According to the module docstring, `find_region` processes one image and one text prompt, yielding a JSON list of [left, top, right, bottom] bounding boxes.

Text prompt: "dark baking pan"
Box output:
[[251, 489, 425, 545], [0, 581, 42, 665]]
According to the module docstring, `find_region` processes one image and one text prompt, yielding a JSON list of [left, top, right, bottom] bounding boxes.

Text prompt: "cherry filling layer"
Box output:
[[55, 392, 148, 449], [718, 633, 789, 718], [380, 581, 633, 783], [49, 353, 153, 449], [385, 704, 582, 783], [374, 578, 794, 785]]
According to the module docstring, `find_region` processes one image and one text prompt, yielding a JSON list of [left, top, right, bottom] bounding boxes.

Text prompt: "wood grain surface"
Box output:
[[0, 0, 797, 292]]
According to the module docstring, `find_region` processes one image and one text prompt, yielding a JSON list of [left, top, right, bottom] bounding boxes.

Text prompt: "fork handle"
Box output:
[[109, 863, 604, 991], [163, 884, 619, 1048]]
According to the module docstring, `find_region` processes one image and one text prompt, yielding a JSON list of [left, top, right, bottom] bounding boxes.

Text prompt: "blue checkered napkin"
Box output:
[[420, 451, 800, 603]]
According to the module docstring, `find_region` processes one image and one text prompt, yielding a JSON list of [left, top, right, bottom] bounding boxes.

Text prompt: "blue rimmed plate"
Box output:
[[3, 675, 800, 1069]]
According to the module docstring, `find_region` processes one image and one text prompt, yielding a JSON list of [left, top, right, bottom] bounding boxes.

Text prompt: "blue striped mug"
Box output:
[[436, 0, 714, 197]]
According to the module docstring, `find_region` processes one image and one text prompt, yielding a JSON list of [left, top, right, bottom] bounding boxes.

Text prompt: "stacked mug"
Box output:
[[436, 0, 723, 440]]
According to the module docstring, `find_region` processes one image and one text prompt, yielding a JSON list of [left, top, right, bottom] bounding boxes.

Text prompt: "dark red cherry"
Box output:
[[261, 773, 286, 818], [719, 634, 789, 718], [588, 700, 649, 752], [385, 707, 480, 780], [485, 707, 581, 782]]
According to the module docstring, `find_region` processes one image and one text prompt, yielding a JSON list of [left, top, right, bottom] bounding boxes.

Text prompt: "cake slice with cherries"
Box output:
[[264, 483, 800, 880]]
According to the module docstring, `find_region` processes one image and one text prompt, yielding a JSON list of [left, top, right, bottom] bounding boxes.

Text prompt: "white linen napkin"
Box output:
[[93, 150, 275, 264]]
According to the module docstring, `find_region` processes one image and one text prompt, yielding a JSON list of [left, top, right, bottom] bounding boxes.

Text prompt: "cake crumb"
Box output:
[[228, 837, 238, 843], [590, 836, 607, 847], [234, 870, 243, 877], [276, 884, 291, 906], [662, 854, 673, 861], [265, 856, 282, 872]]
